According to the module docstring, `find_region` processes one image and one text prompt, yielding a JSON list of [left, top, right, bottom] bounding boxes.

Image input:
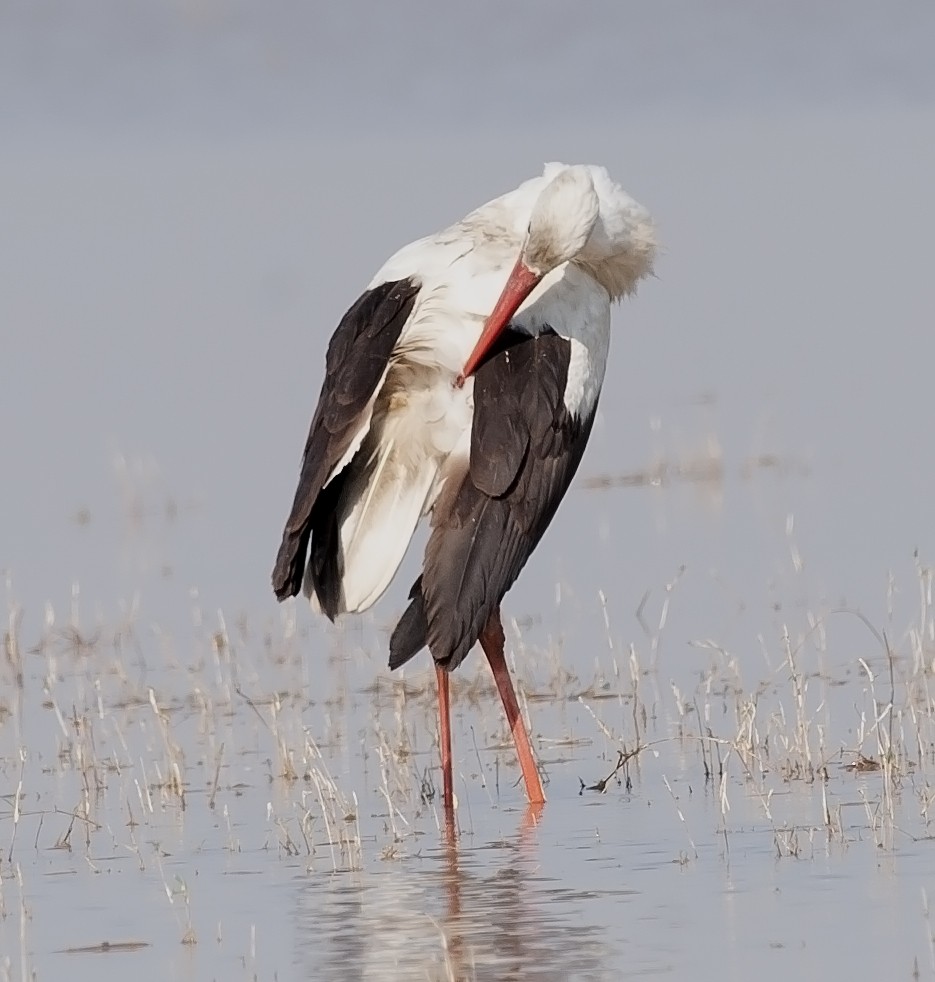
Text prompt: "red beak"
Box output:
[[456, 258, 542, 387]]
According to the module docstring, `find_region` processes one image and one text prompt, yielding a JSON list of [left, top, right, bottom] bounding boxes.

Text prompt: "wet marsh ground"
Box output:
[[5, 463, 935, 980]]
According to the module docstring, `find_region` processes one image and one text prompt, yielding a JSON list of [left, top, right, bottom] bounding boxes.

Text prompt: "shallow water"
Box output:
[[3, 4, 935, 980], [4, 597, 935, 982]]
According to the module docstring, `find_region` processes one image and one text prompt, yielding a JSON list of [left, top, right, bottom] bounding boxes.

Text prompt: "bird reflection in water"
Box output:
[[436, 801, 543, 978], [296, 801, 607, 980]]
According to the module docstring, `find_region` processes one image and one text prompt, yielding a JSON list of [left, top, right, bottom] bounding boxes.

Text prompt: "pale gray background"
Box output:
[[3, 2, 934, 644]]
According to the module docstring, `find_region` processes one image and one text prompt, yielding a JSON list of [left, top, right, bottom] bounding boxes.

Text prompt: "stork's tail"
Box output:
[[388, 576, 428, 669]]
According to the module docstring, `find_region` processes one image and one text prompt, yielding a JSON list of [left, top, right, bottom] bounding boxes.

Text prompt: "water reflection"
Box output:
[[296, 803, 611, 981]]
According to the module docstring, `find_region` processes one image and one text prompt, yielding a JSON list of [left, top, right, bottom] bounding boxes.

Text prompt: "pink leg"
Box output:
[[436, 665, 455, 812], [479, 610, 546, 804]]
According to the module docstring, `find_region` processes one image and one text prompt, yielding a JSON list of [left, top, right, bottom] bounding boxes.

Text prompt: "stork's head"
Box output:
[[458, 163, 655, 384], [521, 166, 601, 275]]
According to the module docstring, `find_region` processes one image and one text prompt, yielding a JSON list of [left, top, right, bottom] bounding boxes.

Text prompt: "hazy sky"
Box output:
[[3, 2, 934, 143], [2, 3, 934, 662]]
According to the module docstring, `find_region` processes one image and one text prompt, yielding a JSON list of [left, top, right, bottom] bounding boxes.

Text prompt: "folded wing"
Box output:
[[389, 328, 597, 671], [272, 278, 421, 603]]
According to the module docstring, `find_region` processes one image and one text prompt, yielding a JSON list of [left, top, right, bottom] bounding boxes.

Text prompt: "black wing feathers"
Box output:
[[389, 329, 596, 672], [272, 278, 420, 602], [387, 575, 427, 670]]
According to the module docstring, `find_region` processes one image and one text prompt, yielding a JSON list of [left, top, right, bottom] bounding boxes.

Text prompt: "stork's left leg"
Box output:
[[436, 665, 455, 812], [479, 609, 546, 804]]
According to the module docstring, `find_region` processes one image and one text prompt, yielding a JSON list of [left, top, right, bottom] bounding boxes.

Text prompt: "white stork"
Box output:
[[273, 163, 656, 810]]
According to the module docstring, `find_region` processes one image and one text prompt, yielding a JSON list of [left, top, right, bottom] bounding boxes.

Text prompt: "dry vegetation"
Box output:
[[3, 508, 935, 977]]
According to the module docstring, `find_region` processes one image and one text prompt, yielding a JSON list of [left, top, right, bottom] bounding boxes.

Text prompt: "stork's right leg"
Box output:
[[479, 609, 546, 804]]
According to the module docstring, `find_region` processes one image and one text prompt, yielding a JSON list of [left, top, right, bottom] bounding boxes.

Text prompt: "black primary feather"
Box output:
[[272, 278, 421, 604]]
